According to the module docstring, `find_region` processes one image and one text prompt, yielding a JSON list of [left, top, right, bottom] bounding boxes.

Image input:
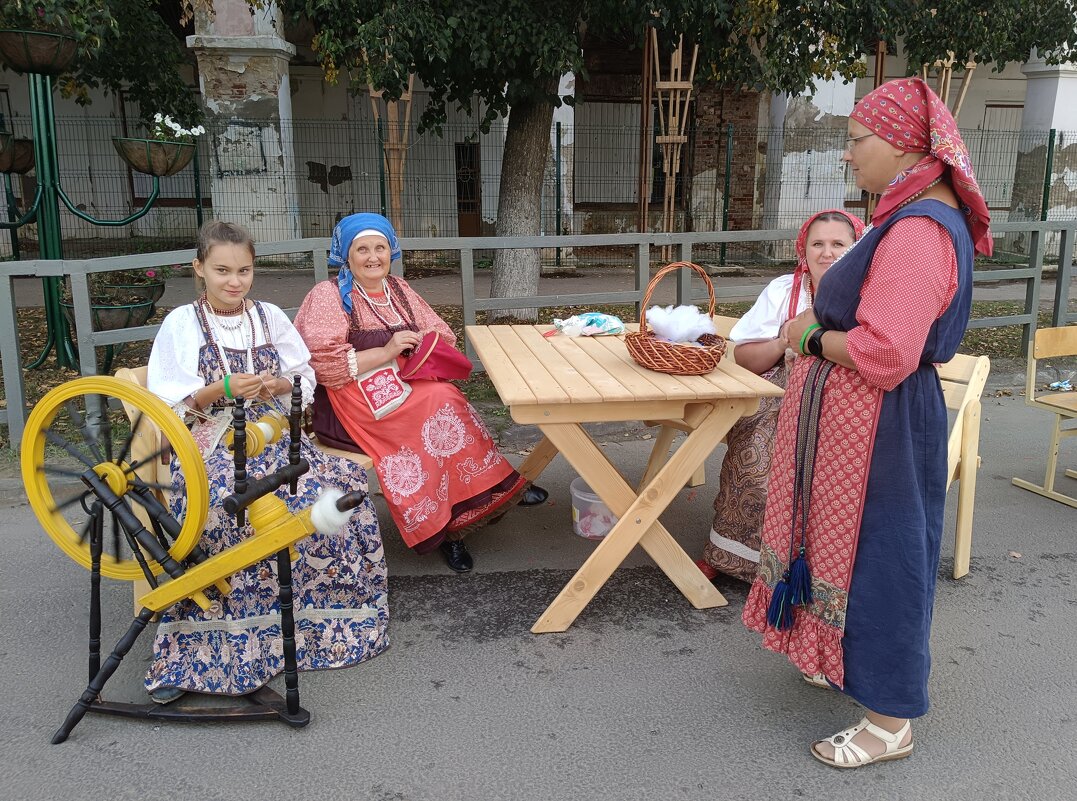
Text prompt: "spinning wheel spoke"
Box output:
[[42, 466, 90, 480], [44, 430, 97, 470], [96, 395, 115, 464], [52, 489, 94, 514], [63, 400, 107, 464], [125, 444, 172, 475], [75, 514, 95, 546], [113, 411, 144, 466]]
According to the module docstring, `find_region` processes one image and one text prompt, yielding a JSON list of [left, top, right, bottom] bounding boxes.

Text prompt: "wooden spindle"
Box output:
[[289, 377, 302, 494], [276, 547, 301, 715], [232, 399, 248, 527]]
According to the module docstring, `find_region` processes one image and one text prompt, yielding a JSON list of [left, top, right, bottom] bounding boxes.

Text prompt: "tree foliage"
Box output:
[[0, 0, 200, 125], [848, 0, 1077, 74]]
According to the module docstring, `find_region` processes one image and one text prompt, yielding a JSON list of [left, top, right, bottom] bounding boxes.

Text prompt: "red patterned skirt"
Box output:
[[327, 379, 526, 553]]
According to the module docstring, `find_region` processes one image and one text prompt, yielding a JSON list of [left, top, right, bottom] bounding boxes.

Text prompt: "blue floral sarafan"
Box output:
[[146, 303, 389, 696]]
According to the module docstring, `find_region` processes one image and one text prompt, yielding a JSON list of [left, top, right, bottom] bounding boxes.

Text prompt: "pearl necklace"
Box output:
[[357, 280, 404, 328]]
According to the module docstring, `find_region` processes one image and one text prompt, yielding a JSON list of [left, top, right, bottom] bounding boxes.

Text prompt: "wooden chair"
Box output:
[[1011, 325, 1077, 510], [937, 353, 991, 579]]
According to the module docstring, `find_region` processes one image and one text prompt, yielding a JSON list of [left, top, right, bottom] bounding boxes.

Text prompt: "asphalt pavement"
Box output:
[[2, 379, 1076, 801]]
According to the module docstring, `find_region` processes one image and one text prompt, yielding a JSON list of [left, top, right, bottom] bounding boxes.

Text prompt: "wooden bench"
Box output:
[[1011, 325, 1077, 509]]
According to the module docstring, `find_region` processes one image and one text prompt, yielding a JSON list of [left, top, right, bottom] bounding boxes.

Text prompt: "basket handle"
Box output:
[[638, 261, 717, 330]]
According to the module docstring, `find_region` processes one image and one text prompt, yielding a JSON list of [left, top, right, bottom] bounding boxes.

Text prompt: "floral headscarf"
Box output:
[[852, 77, 992, 256], [329, 213, 401, 313]]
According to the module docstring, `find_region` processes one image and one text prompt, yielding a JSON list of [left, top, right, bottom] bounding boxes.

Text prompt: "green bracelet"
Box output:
[[799, 323, 821, 356], [223, 373, 233, 400]]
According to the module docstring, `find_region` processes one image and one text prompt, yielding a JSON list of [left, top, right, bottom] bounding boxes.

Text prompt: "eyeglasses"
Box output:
[[844, 133, 874, 151]]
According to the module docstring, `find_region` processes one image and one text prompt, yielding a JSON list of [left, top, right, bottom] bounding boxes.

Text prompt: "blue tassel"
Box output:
[[766, 573, 794, 631], [788, 547, 813, 607]]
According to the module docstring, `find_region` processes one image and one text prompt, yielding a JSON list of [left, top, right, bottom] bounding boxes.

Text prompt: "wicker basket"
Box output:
[[625, 261, 727, 376]]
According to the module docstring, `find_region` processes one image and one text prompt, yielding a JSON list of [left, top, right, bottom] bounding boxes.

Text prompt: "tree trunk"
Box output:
[[490, 92, 555, 321]]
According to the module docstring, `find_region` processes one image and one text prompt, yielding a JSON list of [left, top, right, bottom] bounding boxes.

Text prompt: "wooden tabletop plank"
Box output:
[[466, 326, 537, 406], [567, 336, 676, 400], [544, 335, 639, 402], [711, 356, 786, 397], [484, 326, 571, 405], [512, 326, 604, 403], [589, 335, 700, 399]]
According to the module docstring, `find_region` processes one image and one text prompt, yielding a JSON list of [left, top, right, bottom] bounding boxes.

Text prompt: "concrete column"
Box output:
[[187, 0, 301, 243], [1019, 54, 1077, 221]]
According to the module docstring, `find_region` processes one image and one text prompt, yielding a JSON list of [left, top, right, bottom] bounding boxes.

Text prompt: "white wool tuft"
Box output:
[[646, 304, 717, 343]]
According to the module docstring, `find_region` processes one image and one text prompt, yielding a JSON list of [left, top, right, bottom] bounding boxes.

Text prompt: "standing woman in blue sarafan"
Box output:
[[743, 78, 992, 768], [145, 220, 389, 704]]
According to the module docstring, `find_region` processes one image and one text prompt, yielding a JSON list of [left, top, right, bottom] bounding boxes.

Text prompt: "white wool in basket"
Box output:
[[646, 304, 717, 343]]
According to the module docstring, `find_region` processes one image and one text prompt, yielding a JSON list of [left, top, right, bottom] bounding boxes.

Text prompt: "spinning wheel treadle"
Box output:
[[20, 376, 209, 580]]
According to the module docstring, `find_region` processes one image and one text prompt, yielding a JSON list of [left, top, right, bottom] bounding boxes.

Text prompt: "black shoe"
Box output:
[[439, 540, 473, 573], [149, 685, 185, 705], [519, 485, 549, 506]]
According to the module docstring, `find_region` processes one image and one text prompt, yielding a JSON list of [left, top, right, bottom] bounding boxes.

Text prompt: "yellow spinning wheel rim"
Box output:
[[21, 376, 209, 581]]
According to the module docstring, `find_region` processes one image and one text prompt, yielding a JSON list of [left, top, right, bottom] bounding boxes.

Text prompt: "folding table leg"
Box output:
[[531, 400, 750, 633]]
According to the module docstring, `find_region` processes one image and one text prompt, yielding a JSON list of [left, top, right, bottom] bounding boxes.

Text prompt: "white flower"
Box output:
[[154, 112, 163, 123]]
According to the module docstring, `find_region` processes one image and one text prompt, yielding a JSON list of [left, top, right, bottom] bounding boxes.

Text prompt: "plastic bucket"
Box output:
[[570, 477, 618, 540]]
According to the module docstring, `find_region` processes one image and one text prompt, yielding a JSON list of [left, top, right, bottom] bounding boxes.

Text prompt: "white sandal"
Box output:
[[811, 718, 914, 768], [802, 672, 831, 689]]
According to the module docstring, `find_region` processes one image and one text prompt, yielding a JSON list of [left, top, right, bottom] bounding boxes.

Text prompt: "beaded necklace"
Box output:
[[357, 279, 404, 328], [891, 176, 942, 213], [195, 298, 257, 375]]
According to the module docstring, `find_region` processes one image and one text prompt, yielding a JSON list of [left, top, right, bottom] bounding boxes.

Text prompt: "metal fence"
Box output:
[[0, 114, 1072, 267], [1, 221, 1074, 448]]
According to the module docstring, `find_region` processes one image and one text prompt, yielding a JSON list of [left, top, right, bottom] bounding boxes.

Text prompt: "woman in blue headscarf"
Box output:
[[294, 213, 546, 572]]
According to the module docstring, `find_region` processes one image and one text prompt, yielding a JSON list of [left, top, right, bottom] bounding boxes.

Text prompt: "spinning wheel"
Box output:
[[26, 375, 370, 744], [20, 376, 209, 581]]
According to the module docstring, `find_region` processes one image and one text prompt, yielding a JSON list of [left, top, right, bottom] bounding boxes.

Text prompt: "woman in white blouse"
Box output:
[[144, 221, 388, 705], [696, 210, 864, 583]]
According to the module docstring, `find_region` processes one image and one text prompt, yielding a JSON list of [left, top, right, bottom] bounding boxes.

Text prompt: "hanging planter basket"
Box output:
[[97, 281, 166, 306], [0, 133, 35, 175], [61, 298, 157, 332], [0, 29, 77, 76], [111, 137, 195, 177]]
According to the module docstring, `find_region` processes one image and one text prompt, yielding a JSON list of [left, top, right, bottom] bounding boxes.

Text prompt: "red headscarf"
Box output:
[[787, 209, 866, 319], [852, 77, 993, 256]]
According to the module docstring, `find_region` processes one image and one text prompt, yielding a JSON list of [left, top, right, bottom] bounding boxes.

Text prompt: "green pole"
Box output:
[[1041, 128, 1056, 222], [555, 121, 562, 267], [719, 123, 734, 267], [0, 111, 19, 260], [377, 118, 387, 218], [3, 174, 19, 260], [27, 72, 76, 370], [193, 143, 204, 228]]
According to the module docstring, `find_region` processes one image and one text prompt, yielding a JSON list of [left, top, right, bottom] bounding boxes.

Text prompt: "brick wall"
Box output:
[[691, 84, 761, 231]]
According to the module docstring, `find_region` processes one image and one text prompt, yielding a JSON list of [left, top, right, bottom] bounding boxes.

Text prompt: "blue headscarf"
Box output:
[[329, 213, 401, 314]]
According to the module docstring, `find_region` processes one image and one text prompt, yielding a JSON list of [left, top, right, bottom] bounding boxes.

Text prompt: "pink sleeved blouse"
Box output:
[[294, 278, 457, 390], [845, 216, 959, 392]]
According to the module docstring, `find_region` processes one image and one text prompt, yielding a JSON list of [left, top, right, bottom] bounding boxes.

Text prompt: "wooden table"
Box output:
[[466, 324, 784, 633]]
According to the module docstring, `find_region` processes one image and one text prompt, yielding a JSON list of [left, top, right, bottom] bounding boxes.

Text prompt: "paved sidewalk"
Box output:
[[2, 389, 1075, 801], [11, 265, 1070, 311]]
